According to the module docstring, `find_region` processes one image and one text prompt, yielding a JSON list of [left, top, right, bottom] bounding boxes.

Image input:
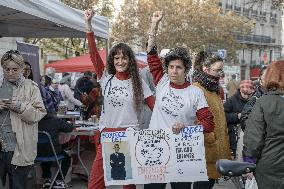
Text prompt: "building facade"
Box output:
[[219, 0, 282, 79]]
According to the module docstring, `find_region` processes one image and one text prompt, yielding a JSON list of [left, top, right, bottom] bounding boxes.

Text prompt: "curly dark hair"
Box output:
[[107, 43, 143, 112], [164, 47, 191, 73], [194, 51, 223, 72]]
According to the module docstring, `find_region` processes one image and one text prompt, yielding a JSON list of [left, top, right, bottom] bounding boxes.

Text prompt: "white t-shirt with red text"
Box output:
[[99, 74, 152, 129], [149, 75, 208, 129]]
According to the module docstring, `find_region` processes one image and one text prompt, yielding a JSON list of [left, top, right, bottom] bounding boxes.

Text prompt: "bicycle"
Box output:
[[216, 159, 256, 189]]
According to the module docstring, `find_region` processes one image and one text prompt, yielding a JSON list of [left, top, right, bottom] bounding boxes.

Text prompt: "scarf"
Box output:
[[3, 75, 25, 88], [192, 70, 220, 93]]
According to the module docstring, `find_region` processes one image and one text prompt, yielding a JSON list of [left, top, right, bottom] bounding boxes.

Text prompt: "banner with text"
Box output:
[[101, 125, 208, 186]]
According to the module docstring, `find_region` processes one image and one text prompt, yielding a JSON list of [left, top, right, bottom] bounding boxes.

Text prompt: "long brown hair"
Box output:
[[107, 43, 143, 112], [263, 61, 284, 91]]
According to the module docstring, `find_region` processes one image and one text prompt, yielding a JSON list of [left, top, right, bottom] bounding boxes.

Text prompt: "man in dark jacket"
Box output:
[[110, 144, 126, 180], [224, 80, 254, 158], [38, 113, 74, 189]]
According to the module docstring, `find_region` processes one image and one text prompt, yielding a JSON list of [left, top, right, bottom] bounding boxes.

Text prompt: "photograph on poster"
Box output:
[[104, 141, 133, 181]]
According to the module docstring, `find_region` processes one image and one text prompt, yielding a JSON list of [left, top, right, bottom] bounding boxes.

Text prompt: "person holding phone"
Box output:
[[0, 50, 46, 189]]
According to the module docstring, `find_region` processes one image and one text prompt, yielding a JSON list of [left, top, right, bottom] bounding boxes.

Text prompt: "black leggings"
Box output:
[[0, 151, 32, 189], [41, 151, 71, 180]]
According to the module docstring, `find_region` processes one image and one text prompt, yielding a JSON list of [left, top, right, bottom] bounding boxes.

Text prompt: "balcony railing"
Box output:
[[235, 34, 276, 44]]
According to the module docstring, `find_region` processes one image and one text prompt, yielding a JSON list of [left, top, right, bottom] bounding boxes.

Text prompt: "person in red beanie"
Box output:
[[223, 80, 254, 159]]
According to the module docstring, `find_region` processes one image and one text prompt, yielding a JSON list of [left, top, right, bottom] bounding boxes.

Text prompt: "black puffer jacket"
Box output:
[[240, 85, 265, 131], [224, 90, 248, 129], [38, 114, 74, 156]]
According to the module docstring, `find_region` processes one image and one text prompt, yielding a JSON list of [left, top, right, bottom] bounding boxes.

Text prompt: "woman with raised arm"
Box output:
[[145, 11, 215, 189], [192, 51, 231, 188], [85, 9, 155, 189]]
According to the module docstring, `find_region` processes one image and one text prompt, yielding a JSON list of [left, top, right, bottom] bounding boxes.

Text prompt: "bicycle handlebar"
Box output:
[[216, 159, 256, 177]]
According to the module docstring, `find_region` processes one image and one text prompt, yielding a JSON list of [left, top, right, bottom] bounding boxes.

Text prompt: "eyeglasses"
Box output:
[[211, 68, 224, 74], [3, 67, 21, 73], [2, 50, 21, 61]]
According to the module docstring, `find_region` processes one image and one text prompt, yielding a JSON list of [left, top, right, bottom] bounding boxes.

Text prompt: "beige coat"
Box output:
[[193, 83, 231, 179], [9, 79, 46, 166]]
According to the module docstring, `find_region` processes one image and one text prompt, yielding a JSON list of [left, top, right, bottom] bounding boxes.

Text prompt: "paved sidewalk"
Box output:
[[4, 176, 238, 189], [68, 178, 238, 189]]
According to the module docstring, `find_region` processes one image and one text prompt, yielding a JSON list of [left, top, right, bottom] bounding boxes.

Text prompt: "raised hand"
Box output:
[[84, 9, 94, 23], [151, 11, 163, 24], [172, 123, 185, 134]]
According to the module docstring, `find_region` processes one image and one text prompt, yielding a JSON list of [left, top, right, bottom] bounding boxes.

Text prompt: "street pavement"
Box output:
[[68, 178, 238, 189], [4, 175, 238, 189]]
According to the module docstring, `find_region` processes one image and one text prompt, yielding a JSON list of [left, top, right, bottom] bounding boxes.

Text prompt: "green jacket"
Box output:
[[243, 91, 284, 189]]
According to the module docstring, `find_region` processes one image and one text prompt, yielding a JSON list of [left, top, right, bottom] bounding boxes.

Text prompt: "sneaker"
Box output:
[[52, 180, 68, 189], [42, 178, 51, 188]]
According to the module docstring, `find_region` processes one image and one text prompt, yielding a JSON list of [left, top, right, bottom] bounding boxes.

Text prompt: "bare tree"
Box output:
[[111, 0, 253, 61]]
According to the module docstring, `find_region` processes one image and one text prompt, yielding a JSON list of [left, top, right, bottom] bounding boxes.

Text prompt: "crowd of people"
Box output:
[[0, 9, 283, 189]]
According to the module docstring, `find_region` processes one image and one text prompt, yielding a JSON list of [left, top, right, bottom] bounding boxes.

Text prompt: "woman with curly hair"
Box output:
[[85, 9, 155, 189], [243, 60, 284, 189], [192, 51, 231, 189], [145, 11, 215, 189]]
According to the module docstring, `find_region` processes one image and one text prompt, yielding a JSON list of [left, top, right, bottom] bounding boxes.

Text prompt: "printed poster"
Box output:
[[101, 125, 208, 186]]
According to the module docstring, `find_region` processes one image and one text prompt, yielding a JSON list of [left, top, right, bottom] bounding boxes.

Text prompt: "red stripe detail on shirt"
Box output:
[[87, 32, 104, 79], [196, 107, 215, 133], [147, 54, 164, 86], [145, 95, 155, 111], [115, 71, 130, 80], [170, 82, 190, 89]]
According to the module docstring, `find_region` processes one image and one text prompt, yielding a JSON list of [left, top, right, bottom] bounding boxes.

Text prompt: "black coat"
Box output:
[[110, 152, 126, 180], [240, 86, 265, 131], [37, 115, 74, 156], [224, 90, 248, 130]]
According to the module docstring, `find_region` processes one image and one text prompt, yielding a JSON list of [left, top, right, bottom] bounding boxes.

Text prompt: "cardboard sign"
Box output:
[[101, 125, 208, 186]]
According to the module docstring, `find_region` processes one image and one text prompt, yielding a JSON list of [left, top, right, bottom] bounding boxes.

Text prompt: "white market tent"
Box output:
[[0, 0, 109, 39]]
